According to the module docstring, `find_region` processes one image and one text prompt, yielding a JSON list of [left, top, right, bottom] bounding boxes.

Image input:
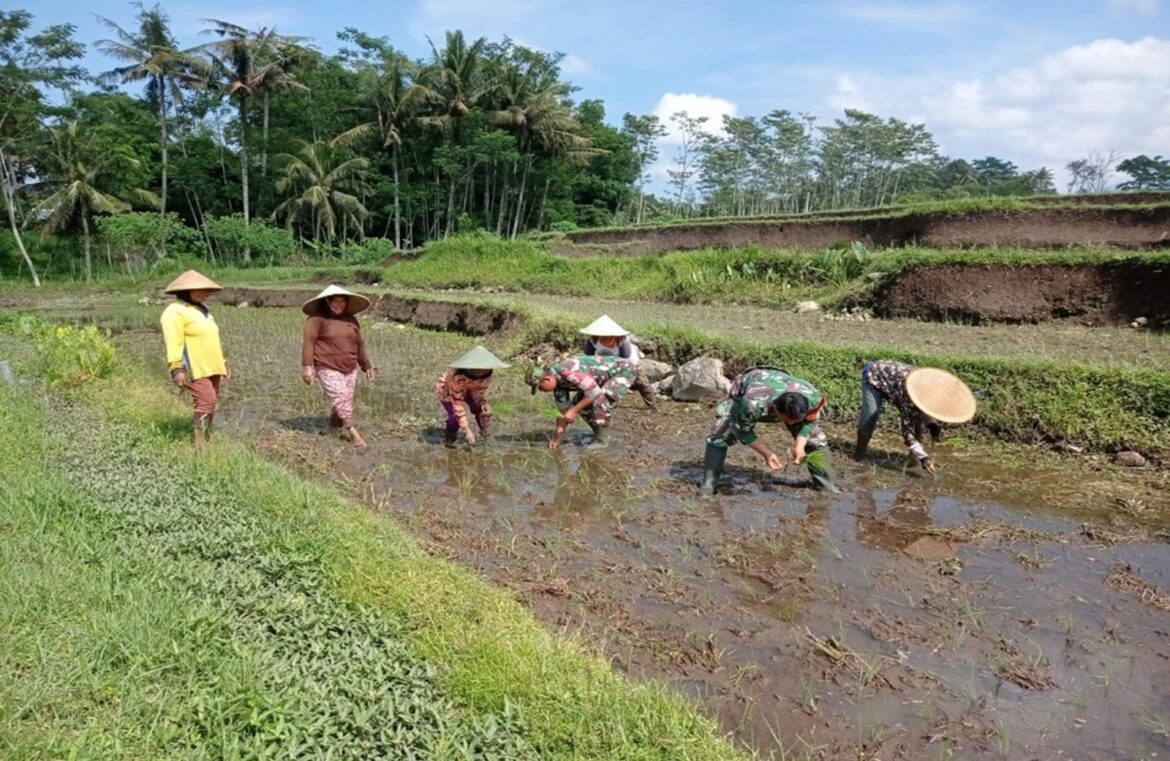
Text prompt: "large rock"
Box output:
[[672, 356, 731, 402], [1113, 450, 1147, 468], [651, 375, 676, 398], [639, 358, 674, 384], [795, 300, 821, 313]]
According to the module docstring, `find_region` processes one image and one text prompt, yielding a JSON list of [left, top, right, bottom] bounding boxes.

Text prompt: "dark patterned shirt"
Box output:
[[864, 360, 930, 460]]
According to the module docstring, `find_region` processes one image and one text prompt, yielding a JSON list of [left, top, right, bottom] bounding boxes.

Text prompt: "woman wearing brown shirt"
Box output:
[[301, 285, 376, 446]]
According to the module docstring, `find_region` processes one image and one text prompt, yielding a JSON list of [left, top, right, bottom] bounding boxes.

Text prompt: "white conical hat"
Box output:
[[579, 314, 628, 337], [164, 270, 222, 293], [906, 368, 977, 424], [302, 284, 372, 316], [449, 345, 510, 369]]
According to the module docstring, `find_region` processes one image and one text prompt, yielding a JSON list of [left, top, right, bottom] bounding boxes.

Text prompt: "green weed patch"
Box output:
[[0, 336, 743, 760]]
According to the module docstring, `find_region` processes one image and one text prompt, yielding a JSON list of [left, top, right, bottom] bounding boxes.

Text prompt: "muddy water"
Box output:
[[104, 312, 1170, 759]]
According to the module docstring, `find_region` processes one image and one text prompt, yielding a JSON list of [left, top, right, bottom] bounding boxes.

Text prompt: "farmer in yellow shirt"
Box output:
[[160, 270, 228, 449]]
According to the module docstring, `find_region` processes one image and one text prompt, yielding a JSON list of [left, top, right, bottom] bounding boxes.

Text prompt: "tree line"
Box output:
[[1, 7, 1167, 284]]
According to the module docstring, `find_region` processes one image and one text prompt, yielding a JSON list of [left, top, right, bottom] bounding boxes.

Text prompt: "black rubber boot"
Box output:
[[853, 430, 872, 461], [586, 421, 609, 448], [698, 443, 727, 496], [443, 429, 458, 448]]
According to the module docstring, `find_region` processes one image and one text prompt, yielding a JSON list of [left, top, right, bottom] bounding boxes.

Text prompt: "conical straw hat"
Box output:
[[906, 368, 977, 424], [164, 270, 222, 293], [302, 284, 372, 315], [579, 314, 628, 336], [450, 345, 510, 370]]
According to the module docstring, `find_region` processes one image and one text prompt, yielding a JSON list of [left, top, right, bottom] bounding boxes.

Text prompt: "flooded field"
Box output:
[[34, 305, 1170, 758]]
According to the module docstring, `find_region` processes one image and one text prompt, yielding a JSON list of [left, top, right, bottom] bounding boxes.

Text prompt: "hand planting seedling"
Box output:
[[525, 356, 635, 450], [854, 361, 977, 479], [699, 365, 839, 495], [435, 345, 509, 447]]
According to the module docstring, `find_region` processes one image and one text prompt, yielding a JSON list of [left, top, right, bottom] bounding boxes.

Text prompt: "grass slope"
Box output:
[[0, 339, 743, 760]]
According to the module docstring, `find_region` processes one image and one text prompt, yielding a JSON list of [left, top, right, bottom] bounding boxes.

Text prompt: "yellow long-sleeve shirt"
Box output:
[[160, 301, 227, 379]]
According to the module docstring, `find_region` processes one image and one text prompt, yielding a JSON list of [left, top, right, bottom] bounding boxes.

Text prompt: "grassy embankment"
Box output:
[[0, 326, 742, 760], [538, 193, 1170, 235], [378, 233, 1170, 311]]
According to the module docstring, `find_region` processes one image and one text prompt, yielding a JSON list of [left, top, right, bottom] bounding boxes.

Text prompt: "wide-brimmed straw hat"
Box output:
[[164, 270, 222, 294], [450, 346, 510, 370], [302, 284, 371, 316], [579, 315, 628, 337], [906, 368, 977, 424]]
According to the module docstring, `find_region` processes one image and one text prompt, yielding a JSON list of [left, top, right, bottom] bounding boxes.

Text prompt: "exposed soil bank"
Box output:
[[874, 262, 1170, 326], [217, 287, 522, 336], [556, 207, 1170, 256]]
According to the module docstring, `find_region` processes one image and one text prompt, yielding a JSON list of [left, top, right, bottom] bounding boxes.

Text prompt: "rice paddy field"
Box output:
[[2, 279, 1169, 759]]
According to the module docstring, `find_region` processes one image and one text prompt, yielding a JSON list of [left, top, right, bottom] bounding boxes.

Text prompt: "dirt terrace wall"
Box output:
[[556, 207, 1170, 256], [874, 262, 1170, 326], [217, 288, 522, 336]]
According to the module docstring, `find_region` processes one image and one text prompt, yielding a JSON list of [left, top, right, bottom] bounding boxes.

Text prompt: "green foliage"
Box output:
[[0, 312, 117, 386], [96, 211, 202, 265], [339, 236, 397, 264], [204, 215, 299, 266]]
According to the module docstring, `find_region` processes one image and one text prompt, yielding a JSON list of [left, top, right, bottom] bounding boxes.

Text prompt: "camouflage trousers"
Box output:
[[708, 399, 835, 488]]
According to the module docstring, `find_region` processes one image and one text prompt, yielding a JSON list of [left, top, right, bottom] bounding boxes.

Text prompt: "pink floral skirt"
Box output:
[[316, 367, 358, 427]]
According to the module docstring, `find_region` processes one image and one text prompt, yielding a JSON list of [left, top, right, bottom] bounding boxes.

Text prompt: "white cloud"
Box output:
[[651, 92, 738, 143], [1109, 0, 1160, 15], [837, 1, 977, 25], [561, 54, 593, 76], [822, 37, 1170, 188]]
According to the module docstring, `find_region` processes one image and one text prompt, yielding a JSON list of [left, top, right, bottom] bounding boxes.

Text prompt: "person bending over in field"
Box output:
[[435, 345, 510, 447], [300, 285, 376, 447], [699, 366, 839, 495], [580, 314, 657, 408], [160, 270, 228, 450], [854, 361, 976, 476], [526, 356, 635, 449]]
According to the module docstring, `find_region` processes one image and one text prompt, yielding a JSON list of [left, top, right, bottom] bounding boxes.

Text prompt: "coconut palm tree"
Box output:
[[491, 53, 594, 237], [96, 4, 194, 218], [272, 139, 370, 244], [30, 121, 159, 280], [335, 50, 433, 248], [195, 20, 310, 252], [423, 30, 493, 124]]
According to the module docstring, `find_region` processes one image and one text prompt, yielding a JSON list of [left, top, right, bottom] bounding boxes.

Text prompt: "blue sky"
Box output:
[[25, 0, 1170, 188]]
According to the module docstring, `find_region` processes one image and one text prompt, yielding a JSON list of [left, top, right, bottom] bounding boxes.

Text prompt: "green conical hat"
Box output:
[[450, 345, 510, 370]]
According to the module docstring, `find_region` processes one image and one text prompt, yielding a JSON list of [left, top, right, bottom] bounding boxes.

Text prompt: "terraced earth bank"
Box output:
[[554, 206, 1170, 256], [873, 261, 1170, 326]]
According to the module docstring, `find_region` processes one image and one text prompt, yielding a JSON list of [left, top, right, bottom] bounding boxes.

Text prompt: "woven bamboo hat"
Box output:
[[579, 314, 628, 337], [164, 270, 222, 293], [302, 284, 371, 316], [450, 345, 510, 370], [906, 368, 977, 424]]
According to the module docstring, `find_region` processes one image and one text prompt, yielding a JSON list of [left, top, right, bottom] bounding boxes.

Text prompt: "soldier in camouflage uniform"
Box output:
[[526, 356, 635, 449], [699, 366, 839, 495]]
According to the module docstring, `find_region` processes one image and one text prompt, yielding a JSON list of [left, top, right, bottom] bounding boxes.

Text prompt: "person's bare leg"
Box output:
[[347, 426, 366, 447]]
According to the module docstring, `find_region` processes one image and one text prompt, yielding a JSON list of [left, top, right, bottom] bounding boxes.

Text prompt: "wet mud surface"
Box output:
[[105, 311, 1170, 760], [556, 206, 1170, 256]]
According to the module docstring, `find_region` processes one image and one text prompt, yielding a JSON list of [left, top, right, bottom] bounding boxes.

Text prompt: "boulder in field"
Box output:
[[651, 375, 676, 398], [795, 300, 821, 313], [639, 359, 674, 384], [1113, 450, 1147, 468], [672, 357, 731, 402]]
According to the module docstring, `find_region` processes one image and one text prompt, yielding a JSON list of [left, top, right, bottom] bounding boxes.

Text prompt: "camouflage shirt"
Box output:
[[725, 367, 825, 445], [553, 356, 635, 401], [864, 360, 929, 460]]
